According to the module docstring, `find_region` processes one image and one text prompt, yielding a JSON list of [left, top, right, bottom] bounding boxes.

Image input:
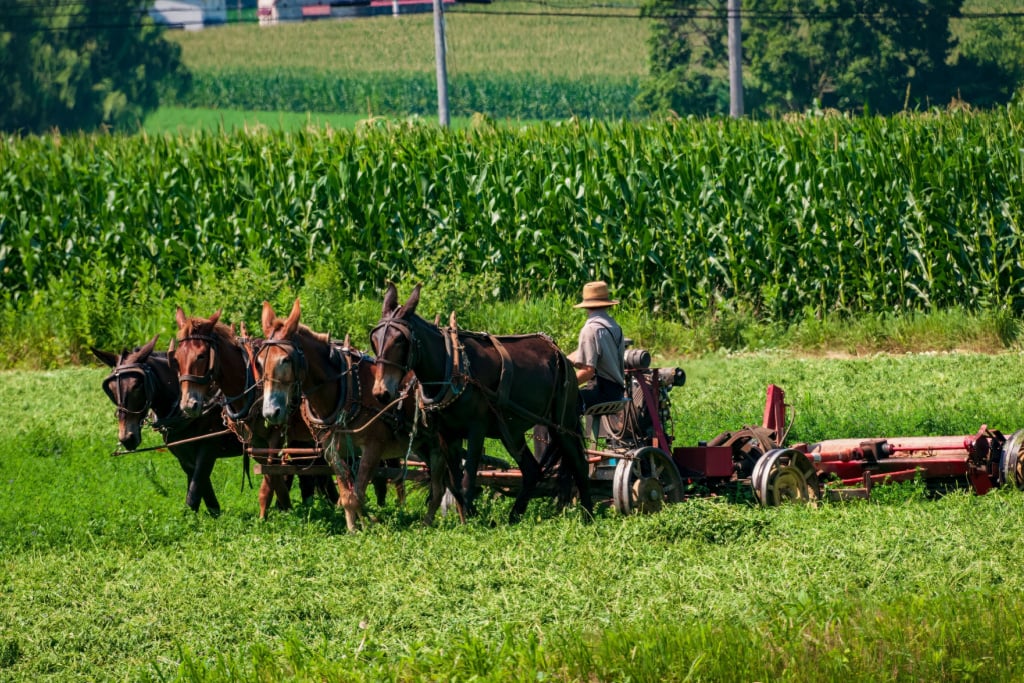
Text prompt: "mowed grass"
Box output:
[[167, 5, 649, 79], [141, 107, 492, 133], [2, 352, 1024, 679]]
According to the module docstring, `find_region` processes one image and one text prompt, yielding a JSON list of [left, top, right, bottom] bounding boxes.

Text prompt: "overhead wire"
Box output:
[[0, 1, 1021, 35]]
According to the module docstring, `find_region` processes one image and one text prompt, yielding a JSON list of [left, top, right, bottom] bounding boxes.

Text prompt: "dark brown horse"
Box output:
[[370, 283, 593, 523], [257, 299, 465, 530], [172, 308, 338, 518], [92, 335, 242, 515]]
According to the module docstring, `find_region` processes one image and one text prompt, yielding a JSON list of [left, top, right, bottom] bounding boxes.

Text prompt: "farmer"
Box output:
[[571, 280, 626, 409]]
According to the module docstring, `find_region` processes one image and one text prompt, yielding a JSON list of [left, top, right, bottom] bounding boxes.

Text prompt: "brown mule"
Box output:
[[370, 283, 593, 524], [171, 308, 338, 518], [258, 299, 465, 531], [93, 335, 242, 515]]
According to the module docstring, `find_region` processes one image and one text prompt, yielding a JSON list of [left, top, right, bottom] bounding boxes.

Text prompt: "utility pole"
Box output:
[[727, 0, 744, 117], [433, 0, 450, 127]]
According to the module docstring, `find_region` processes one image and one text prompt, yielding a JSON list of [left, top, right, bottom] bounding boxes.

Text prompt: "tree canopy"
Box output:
[[638, 0, 1022, 116], [0, 0, 190, 133]]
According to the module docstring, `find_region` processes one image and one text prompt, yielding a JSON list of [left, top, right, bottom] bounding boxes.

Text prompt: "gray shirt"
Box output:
[[576, 310, 625, 387]]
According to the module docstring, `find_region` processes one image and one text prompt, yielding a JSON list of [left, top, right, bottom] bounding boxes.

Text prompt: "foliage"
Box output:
[[639, 0, 1020, 116], [0, 0, 190, 133], [3, 111, 1024, 357], [950, 1, 1024, 107], [3, 355, 1024, 679], [167, 68, 641, 120]]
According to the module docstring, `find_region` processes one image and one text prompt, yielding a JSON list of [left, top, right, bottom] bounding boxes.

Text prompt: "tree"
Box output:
[[637, 0, 731, 115], [0, 0, 190, 133], [638, 0, 970, 116]]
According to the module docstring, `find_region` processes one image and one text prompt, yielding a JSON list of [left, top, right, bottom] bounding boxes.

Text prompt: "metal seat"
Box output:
[[583, 398, 631, 444]]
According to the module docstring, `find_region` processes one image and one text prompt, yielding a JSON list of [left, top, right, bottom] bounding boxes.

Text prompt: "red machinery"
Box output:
[[475, 352, 1024, 512]]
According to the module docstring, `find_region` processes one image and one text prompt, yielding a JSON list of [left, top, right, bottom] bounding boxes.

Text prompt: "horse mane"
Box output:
[[180, 316, 235, 345]]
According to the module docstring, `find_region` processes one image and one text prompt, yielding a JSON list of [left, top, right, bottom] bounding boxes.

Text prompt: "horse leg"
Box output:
[[553, 429, 594, 518], [273, 474, 293, 511], [192, 449, 221, 517], [508, 435, 539, 524], [371, 466, 389, 507], [353, 444, 388, 525], [258, 476, 273, 519], [319, 475, 340, 506], [176, 453, 203, 513], [297, 475, 317, 505], [461, 431, 487, 515]]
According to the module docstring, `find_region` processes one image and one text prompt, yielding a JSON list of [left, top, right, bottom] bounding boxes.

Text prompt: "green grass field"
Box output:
[[168, 4, 650, 79], [2, 351, 1024, 680]]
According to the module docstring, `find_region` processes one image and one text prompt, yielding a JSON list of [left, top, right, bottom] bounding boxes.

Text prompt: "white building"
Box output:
[[150, 0, 227, 30]]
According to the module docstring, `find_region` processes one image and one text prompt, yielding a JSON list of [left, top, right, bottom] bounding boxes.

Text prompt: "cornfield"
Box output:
[[170, 68, 641, 120], [2, 109, 1022, 320]]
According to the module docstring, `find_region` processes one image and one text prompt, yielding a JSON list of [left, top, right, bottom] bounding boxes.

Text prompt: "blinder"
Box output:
[[103, 362, 156, 419], [370, 317, 418, 372], [256, 337, 308, 385]]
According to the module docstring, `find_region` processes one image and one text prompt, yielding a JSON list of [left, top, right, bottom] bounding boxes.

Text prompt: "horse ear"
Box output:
[[449, 311, 457, 329], [175, 306, 188, 330], [210, 310, 221, 326], [91, 347, 118, 368], [138, 334, 159, 361], [239, 321, 249, 338], [261, 301, 275, 337], [282, 298, 301, 338], [382, 282, 398, 315], [402, 284, 421, 314], [342, 333, 351, 349]]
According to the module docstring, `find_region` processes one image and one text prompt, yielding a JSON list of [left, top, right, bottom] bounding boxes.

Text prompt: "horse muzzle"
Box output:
[[119, 422, 142, 451], [262, 390, 290, 426], [180, 390, 204, 418]]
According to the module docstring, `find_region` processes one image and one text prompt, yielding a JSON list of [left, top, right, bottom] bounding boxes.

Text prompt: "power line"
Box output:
[[1, 3, 1022, 35]]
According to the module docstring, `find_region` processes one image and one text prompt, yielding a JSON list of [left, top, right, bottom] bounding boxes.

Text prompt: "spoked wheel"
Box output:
[[1000, 428, 1024, 490], [612, 447, 684, 515], [751, 448, 820, 506]]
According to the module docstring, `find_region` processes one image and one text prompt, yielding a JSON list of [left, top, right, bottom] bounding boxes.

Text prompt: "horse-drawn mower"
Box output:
[[109, 299, 1023, 521], [471, 349, 1024, 512]]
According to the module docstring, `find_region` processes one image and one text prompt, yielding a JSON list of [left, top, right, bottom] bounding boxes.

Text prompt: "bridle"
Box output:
[[255, 337, 308, 397], [370, 316, 420, 373], [103, 361, 157, 420], [169, 333, 220, 386], [171, 330, 257, 420]]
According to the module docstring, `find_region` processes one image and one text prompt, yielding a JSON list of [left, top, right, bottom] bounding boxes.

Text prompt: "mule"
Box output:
[[92, 335, 242, 515], [171, 308, 338, 518], [370, 283, 593, 523], [257, 299, 465, 530]]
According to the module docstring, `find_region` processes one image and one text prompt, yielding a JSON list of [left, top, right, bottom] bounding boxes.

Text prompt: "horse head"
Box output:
[[257, 298, 308, 426], [172, 307, 230, 417], [370, 283, 423, 402], [92, 334, 160, 451]]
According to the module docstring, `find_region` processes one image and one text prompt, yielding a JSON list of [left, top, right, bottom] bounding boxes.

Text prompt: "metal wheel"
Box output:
[[751, 448, 820, 506], [612, 447, 684, 515], [1000, 428, 1024, 490]]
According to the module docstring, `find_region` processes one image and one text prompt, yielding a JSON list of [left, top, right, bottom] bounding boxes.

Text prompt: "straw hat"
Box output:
[[574, 281, 619, 309]]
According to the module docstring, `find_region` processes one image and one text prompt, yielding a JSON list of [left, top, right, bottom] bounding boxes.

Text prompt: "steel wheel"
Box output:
[[751, 448, 820, 506], [1000, 428, 1024, 490], [612, 447, 684, 515]]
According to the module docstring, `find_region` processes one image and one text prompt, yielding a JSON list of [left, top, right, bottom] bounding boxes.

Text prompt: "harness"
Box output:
[[103, 362, 157, 420]]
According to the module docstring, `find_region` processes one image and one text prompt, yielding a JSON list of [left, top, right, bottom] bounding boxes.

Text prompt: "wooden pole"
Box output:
[[727, 0, 744, 118], [433, 0, 450, 127]]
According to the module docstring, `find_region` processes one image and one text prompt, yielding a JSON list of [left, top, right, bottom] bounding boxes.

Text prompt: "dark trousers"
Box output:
[[579, 375, 625, 411]]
